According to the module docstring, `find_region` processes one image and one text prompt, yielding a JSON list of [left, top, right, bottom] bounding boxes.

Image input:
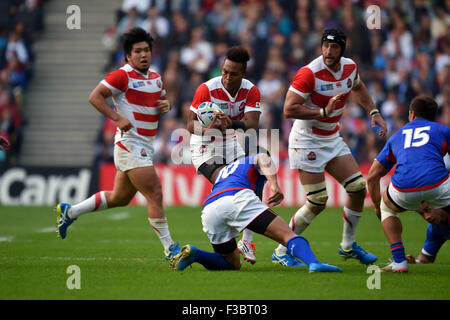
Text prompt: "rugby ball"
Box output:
[[196, 102, 221, 127]]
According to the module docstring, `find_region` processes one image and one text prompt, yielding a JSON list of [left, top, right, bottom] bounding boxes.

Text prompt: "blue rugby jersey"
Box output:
[[376, 118, 450, 191], [202, 154, 267, 208]]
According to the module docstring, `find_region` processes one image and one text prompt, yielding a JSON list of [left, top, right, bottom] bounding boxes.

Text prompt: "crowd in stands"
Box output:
[[95, 0, 450, 168], [0, 0, 44, 166]]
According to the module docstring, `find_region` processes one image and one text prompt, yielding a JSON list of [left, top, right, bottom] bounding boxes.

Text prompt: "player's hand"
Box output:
[[267, 184, 284, 207], [371, 113, 387, 137], [405, 254, 417, 264], [0, 136, 10, 150], [157, 99, 171, 114], [325, 93, 344, 115], [114, 115, 133, 137], [206, 112, 227, 132], [215, 111, 232, 129]]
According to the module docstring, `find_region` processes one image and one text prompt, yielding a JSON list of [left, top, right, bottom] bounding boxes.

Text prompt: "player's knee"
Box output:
[[304, 181, 328, 208], [342, 172, 366, 196], [380, 199, 399, 222]]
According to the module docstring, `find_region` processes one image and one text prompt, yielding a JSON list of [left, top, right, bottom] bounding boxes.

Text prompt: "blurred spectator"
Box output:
[[94, 117, 116, 166], [0, 0, 43, 166]]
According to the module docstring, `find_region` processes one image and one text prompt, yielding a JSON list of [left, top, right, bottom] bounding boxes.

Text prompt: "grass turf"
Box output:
[[0, 205, 448, 300]]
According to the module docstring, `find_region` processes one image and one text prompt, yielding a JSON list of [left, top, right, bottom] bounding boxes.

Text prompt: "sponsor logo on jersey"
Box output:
[[132, 81, 146, 88], [218, 103, 228, 110], [239, 102, 245, 112], [320, 84, 334, 91]]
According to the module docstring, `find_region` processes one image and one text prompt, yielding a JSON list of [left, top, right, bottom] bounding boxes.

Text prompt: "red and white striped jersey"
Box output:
[[190, 76, 261, 145], [100, 64, 166, 144], [288, 56, 360, 147]]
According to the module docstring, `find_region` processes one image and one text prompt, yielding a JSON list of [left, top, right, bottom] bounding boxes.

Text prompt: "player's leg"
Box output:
[[325, 153, 377, 264], [379, 189, 408, 272], [237, 183, 263, 264], [56, 170, 136, 239], [170, 240, 241, 271], [126, 165, 179, 259], [252, 210, 342, 272], [273, 170, 326, 262]]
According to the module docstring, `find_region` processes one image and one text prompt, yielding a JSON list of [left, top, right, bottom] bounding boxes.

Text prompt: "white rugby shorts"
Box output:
[[114, 139, 154, 172], [387, 177, 450, 211], [201, 189, 268, 244], [289, 136, 351, 172], [191, 141, 245, 171]]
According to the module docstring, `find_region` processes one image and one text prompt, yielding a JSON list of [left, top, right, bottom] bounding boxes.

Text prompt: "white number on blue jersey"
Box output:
[[402, 126, 430, 149], [215, 161, 239, 183]]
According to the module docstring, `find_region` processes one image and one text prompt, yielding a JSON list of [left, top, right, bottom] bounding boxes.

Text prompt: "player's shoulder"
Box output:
[[147, 68, 162, 80], [203, 76, 222, 90], [240, 78, 257, 89], [341, 56, 357, 66]]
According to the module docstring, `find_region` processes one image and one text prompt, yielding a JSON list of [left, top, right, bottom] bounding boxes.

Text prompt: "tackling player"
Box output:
[[170, 152, 343, 273], [367, 95, 450, 272], [56, 27, 180, 260], [406, 203, 449, 264], [187, 46, 280, 264], [273, 29, 386, 266]]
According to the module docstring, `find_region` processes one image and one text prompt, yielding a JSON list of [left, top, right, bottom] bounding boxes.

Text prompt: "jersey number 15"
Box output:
[[402, 126, 430, 149]]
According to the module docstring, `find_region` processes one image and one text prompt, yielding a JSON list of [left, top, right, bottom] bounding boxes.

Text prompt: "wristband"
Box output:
[[320, 108, 327, 117], [370, 109, 380, 117], [231, 120, 246, 130]]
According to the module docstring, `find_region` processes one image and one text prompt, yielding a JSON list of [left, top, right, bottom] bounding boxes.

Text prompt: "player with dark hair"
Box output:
[[367, 96, 450, 273], [56, 27, 180, 260], [170, 152, 342, 273], [273, 29, 386, 266], [186, 46, 288, 265], [405, 203, 449, 264]]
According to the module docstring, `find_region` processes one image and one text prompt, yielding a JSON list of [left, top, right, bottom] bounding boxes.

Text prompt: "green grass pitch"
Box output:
[[0, 205, 448, 300]]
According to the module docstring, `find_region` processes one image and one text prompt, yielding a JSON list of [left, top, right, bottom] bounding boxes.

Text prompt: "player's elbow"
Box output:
[[283, 105, 295, 119], [366, 170, 380, 188]]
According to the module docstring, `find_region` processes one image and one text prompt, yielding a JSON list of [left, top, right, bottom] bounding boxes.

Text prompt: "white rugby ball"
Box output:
[[196, 102, 222, 127]]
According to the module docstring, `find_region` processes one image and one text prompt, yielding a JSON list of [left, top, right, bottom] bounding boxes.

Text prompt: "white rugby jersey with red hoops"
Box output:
[[190, 76, 261, 146], [100, 64, 165, 145], [288, 56, 360, 148]]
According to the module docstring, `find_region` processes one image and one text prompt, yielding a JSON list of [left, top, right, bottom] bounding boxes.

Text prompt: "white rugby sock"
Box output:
[[69, 191, 108, 219], [242, 228, 254, 243], [341, 207, 362, 250], [148, 217, 174, 253], [276, 205, 316, 255]]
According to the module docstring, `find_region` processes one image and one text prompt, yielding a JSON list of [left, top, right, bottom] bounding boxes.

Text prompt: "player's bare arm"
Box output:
[[255, 153, 284, 207], [88, 83, 133, 133], [157, 94, 170, 114], [367, 160, 389, 219], [283, 90, 344, 120], [351, 81, 387, 137]]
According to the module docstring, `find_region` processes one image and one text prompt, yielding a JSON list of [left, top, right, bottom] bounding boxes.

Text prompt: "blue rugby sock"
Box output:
[[194, 249, 231, 270], [390, 242, 406, 263], [286, 236, 320, 265]]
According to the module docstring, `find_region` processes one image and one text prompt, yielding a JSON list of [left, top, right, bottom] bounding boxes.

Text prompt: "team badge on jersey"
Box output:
[[140, 148, 148, 157], [347, 78, 352, 88], [157, 80, 162, 88], [307, 151, 316, 161]]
